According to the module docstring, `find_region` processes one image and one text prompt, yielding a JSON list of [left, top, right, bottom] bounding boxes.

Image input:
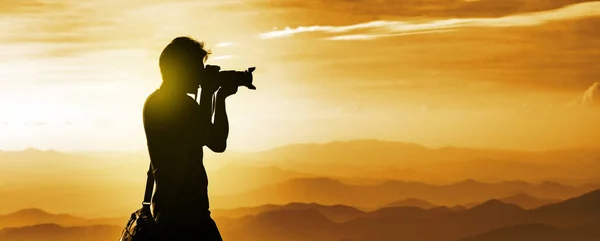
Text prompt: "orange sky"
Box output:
[[1, 0, 599, 152]]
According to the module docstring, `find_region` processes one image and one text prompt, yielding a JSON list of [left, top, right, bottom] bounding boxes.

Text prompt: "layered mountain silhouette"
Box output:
[[526, 188, 600, 228], [499, 193, 560, 209], [384, 198, 437, 209], [209, 164, 313, 195], [2, 141, 600, 216], [210, 177, 596, 209], [212, 202, 365, 222], [224, 209, 338, 241], [2, 189, 598, 241], [227, 140, 600, 183], [0, 223, 121, 241], [459, 223, 600, 241], [218, 189, 600, 241], [0, 208, 124, 229], [4, 141, 600, 182]]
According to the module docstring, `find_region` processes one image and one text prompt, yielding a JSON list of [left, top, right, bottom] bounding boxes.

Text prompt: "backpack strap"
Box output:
[[142, 163, 154, 207]]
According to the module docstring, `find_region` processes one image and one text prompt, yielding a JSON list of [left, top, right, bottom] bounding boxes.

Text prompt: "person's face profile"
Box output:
[[180, 57, 205, 94]]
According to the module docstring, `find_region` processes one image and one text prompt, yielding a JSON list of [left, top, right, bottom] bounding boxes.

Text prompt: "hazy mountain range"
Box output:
[[210, 177, 598, 209], [499, 193, 560, 209], [1, 188, 598, 241], [1, 140, 599, 216], [0, 208, 125, 230], [4, 188, 598, 241], [218, 189, 600, 241], [384, 198, 438, 209], [234, 140, 600, 183], [0, 223, 121, 241], [212, 202, 366, 222], [3, 140, 600, 184]]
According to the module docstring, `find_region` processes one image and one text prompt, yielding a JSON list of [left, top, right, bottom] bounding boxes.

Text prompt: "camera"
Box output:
[[204, 65, 256, 90]]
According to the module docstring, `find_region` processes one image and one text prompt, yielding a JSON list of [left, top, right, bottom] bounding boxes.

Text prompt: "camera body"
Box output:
[[204, 65, 256, 90]]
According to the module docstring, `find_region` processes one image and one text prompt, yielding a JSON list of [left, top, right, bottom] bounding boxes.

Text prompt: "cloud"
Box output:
[[0, 1, 152, 61], [244, 0, 598, 19], [259, 13, 600, 94], [25, 122, 48, 126], [581, 82, 600, 107], [0, 0, 242, 59], [1, 1, 123, 43], [215, 42, 235, 47], [259, 2, 600, 40], [324, 30, 454, 40]]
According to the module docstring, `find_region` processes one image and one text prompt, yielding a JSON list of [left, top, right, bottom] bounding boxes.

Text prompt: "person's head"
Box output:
[[158, 36, 211, 94]]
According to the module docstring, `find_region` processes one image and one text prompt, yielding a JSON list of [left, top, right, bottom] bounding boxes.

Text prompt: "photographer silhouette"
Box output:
[[142, 36, 245, 241]]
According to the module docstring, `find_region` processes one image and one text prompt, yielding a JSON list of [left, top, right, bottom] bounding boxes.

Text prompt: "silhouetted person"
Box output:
[[143, 37, 238, 241]]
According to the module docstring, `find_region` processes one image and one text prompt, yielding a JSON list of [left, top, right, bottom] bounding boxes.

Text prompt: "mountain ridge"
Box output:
[[210, 177, 598, 209], [0, 208, 125, 229]]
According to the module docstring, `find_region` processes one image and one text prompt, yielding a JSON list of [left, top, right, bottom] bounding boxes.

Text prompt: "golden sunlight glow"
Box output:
[[0, 0, 599, 152], [1, 3, 600, 241]]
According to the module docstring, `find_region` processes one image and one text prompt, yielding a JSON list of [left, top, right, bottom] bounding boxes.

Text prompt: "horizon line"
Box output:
[[1, 138, 599, 154]]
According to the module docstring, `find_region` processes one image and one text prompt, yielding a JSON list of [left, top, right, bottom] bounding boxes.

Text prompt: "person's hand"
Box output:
[[200, 65, 221, 94], [217, 85, 238, 99], [200, 79, 219, 94]]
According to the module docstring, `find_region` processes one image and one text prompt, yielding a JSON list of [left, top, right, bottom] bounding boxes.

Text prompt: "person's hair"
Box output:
[[159, 36, 212, 83]]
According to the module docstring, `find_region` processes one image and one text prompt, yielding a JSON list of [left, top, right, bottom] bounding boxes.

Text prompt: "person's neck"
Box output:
[[159, 82, 188, 95]]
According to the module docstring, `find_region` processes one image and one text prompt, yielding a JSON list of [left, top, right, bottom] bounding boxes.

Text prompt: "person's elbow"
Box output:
[[207, 141, 227, 153]]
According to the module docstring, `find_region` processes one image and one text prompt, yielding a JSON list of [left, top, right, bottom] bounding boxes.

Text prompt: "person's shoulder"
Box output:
[[143, 90, 197, 114], [143, 90, 162, 109]]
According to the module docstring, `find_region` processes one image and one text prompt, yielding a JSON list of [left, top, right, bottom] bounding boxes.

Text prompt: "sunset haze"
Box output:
[[1, 1, 600, 241], [1, 0, 599, 152]]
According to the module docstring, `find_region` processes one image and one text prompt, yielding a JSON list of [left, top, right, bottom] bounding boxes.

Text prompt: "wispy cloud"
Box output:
[[215, 42, 235, 47], [260, 2, 600, 40], [581, 82, 600, 107], [325, 30, 454, 40], [0, 0, 241, 59], [25, 122, 48, 126], [0, 0, 246, 85], [244, 0, 598, 20]]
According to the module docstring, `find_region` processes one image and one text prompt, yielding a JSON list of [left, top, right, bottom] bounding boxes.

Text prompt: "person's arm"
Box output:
[[197, 88, 217, 146], [205, 85, 238, 153]]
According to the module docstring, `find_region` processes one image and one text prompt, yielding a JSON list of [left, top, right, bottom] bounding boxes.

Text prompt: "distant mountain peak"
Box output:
[[499, 192, 561, 209], [540, 181, 568, 188], [284, 202, 322, 208], [454, 179, 485, 186], [24, 223, 63, 228], [1, 148, 64, 156], [469, 199, 524, 214], [477, 199, 505, 206], [251, 208, 333, 226], [385, 198, 437, 209], [11, 208, 51, 216], [504, 193, 535, 199]]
